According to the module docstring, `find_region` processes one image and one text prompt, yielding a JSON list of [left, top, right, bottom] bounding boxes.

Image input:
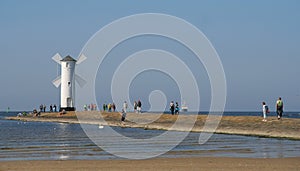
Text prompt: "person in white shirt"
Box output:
[[123, 101, 128, 113], [262, 101, 268, 122], [137, 100, 142, 113]]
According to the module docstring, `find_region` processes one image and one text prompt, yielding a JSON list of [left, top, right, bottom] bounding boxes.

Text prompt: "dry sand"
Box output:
[[1, 157, 300, 171]]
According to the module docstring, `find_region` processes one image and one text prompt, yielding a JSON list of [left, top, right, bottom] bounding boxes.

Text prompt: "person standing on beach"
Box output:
[[53, 104, 57, 112], [112, 103, 116, 112], [123, 101, 128, 113], [43, 104, 46, 112], [170, 101, 175, 115], [134, 101, 137, 113], [276, 97, 284, 120], [108, 103, 111, 112], [102, 103, 106, 111], [39, 104, 43, 112], [50, 104, 53, 112], [175, 102, 179, 115], [137, 100, 142, 113], [262, 102, 269, 122]]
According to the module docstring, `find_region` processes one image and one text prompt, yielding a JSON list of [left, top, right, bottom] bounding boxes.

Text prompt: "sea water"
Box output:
[[1, 112, 300, 161]]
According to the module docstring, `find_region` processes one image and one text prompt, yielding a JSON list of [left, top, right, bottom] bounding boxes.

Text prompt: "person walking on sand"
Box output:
[[276, 97, 283, 120], [121, 109, 126, 122], [262, 102, 269, 122]]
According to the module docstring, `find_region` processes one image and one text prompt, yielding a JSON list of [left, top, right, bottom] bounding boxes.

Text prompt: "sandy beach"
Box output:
[[6, 111, 300, 139], [1, 157, 300, 171]]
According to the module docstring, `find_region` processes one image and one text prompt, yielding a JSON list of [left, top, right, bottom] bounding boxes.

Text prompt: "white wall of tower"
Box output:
[[60, 60, 76, 108]]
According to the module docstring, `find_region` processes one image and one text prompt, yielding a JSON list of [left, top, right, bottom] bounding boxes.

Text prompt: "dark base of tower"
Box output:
[[60, 107, 76, 111]]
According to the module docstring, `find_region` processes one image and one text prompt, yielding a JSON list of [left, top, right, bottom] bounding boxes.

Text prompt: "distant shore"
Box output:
[[6, 111, 300, 140]]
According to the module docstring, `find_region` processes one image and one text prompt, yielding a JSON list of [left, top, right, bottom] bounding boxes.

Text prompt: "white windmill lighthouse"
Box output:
[[52, 53, 86, 111]]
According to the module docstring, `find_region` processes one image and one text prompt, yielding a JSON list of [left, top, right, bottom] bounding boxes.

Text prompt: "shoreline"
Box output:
[[1, 157, 300, 171], [3, 112, 300, 170], [5, 111, 300, 140]]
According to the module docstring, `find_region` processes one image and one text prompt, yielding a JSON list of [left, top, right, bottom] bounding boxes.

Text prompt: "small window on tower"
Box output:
[[68, 82, 71, 87], [66, 63, 69, 67]]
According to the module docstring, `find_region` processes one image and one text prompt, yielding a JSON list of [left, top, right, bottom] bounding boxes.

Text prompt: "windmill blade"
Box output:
[[52, 53, 62, 64], [75, 74, 87, 88], [76, 53, 87, 65], [52, 76, 61, 88]]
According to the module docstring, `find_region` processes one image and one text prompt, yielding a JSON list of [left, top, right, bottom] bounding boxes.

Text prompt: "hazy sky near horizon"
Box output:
[[0, 0, 300, 111]]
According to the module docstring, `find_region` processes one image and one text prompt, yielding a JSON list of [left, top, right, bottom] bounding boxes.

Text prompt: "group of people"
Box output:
[[84, 103, 98, 111], [262, 97, 284, 122], [89, 100, 142, 115], [133, 100, 142, 113], [170, 101, 180, 115], [121, 100, 142, 122], [39, 104, 57, 113], [102, 103, 116, 112]]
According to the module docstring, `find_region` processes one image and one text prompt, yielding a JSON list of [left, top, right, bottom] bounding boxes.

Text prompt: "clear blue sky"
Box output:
[[0, 0, 299, 111]]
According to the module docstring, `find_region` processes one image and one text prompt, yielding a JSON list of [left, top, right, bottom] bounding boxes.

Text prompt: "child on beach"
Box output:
[[262, 102, 269, 122]]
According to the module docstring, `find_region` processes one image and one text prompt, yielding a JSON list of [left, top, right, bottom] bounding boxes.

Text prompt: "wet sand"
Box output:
[[1, 157, 300, 171], [6, 111, 300, 139]]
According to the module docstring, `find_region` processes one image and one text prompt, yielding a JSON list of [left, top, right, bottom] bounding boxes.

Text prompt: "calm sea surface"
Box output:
[[1, 112, 300, 161]]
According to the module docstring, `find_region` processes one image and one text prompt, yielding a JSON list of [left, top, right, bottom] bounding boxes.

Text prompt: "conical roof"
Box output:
[[61, 55, 77, 62]]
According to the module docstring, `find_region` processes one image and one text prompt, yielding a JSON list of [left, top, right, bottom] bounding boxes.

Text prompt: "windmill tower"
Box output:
[[52, 53, 86, 111]]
